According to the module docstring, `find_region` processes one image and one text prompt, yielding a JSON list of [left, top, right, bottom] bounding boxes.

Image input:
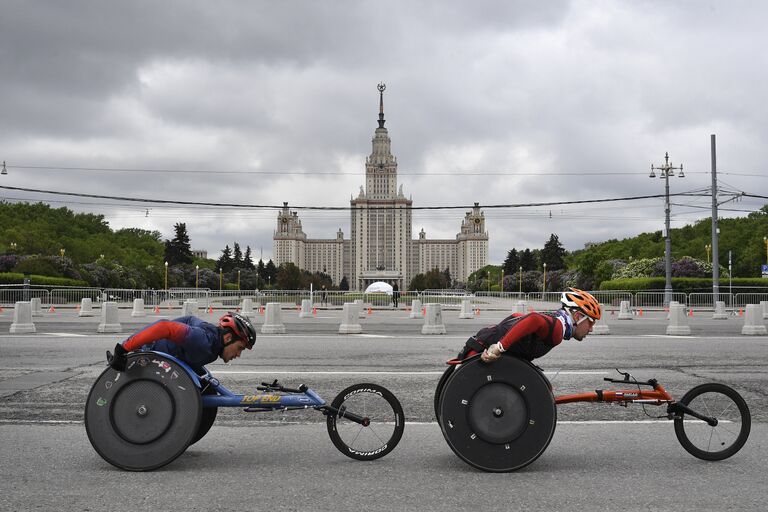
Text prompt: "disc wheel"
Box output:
[[85, 354, 202, 471], [434, 365, 456, 427], [673, 383, 751, 461], [326, 383, 405, 461], [439, 355, 556, 472], [190, 385, 218, 446]]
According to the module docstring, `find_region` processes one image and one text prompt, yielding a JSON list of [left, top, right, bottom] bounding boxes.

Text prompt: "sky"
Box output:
[[1, 0, 766, 265]]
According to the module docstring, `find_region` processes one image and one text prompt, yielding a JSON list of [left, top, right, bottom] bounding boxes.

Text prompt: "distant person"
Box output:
[[456, 288, 601, 364], [320, 285, 328, 306], [106, 312, 256, 373], [392, 283, 400, 308]]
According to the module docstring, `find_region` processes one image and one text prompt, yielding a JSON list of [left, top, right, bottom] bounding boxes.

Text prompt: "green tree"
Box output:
[[519, 249, 537, 271], [164, 223, 193, 265], [233, 243, 243, 268], [217, 245, 233, 273], [541, 234, 567, 270], [339, 276, 350, 291], [243, 246, 255, 270], [276, 262, 302, 289], [503, 248, 520, 276], [265, 259, 277, 286]]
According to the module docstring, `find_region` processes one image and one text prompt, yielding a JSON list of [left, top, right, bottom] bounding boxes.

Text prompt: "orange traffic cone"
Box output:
[[638, 308, 643, 316], [739, 308, 743, 316], [422, 307, 426, 316], [153, 306, 161, 313], [475, 308, 481, 316], [0, 306, 4, 313], [207, 306, 214, 314], [48, 305, 56, 313], [312, 307, 317, 316], [688, 309, 694, 317], [367, 307, 372, 315], [259, 306, 265, 315]]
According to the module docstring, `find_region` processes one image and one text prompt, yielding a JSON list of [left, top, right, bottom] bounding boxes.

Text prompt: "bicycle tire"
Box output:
[[326, 383, 405, 461], [434, 365, 456, 427], [673, 383, 751, 461], [189, 386, 218, 446]]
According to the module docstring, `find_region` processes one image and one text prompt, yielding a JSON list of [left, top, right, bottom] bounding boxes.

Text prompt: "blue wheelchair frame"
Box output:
[[150, 350, 332, 414]]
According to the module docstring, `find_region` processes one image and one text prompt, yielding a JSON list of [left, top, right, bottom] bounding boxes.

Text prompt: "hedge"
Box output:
[[0, 272, 89, 287], [599, 277, 768, 294]]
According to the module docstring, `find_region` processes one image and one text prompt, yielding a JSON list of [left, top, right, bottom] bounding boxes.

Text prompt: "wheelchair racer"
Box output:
[[106, 312, 257, 372], [455, 288, 601, 364]]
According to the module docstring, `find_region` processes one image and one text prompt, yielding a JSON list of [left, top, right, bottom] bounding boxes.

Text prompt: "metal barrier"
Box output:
[[633, 292, 687, 309], [688, 293, 734, 309], [49, 288, 102, 306], [734, 293, 768, 308], [0, 287, 49, 307]]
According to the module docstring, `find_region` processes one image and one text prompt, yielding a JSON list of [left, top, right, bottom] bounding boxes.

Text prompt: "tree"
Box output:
[[217, 245, 233, 273], [264, 259, 277, 286], [541, 234, 566, 270], [519, 248, 537, 271], [233, 243, 243, 268], [443, 267, 452, 288], [503, 248, 520, 275], [339, 276, 349, 291], [243, 246, 255, 270], [256, 259, 266, 281], [164, 223, 193, 265]]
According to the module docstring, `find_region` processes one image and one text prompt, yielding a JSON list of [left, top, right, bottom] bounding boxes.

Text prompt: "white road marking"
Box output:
[[209, 370, 608, 376]]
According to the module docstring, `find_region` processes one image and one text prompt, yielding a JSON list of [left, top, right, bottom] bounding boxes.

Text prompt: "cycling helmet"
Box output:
[[560, 287, 602, 320], [219, 312, 257, 349]]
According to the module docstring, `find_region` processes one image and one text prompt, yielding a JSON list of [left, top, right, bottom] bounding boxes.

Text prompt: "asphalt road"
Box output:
[[1, 308, 767, 511]]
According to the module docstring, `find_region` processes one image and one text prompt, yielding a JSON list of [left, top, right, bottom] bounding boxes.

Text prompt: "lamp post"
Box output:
[[650, 152, 684, 306], [705, 244, 712, 264], [518, 266, 523, 296], [237, 270, 241, 291], [164, 261, 168, 290], [542, 262, 547, 299], [9, 242, 16, 252], [195, 265, 199, 291], [219, 268, 223, 291], [59, 248, 65, 258]]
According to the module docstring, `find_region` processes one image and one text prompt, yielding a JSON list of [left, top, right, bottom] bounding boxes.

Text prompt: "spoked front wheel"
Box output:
[[673, 383, 751, 461], [326, 383, 405, 461]]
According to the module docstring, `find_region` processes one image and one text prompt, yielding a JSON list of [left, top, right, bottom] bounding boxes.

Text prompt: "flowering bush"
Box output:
[[0, 254, 19, 273], [612, 258, 663, 279]]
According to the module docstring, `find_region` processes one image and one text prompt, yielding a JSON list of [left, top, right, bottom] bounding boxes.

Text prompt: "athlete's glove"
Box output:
[[106, 343, 128, 372], [481, 342, 503, 363]]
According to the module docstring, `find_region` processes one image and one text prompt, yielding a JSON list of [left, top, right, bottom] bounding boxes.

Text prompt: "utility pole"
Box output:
[[711, 135, 720, 306], [650, 152, 684, 306]]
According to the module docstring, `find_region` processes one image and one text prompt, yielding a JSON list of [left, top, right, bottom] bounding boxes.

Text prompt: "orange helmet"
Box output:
[[561, 287, 602, 320]]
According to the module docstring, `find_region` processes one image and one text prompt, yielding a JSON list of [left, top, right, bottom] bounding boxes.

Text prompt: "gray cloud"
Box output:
[[1, 0, 765, 266]]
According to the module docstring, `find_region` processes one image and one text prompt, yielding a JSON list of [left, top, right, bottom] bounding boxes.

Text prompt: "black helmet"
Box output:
[[219, 312, 257, 349]]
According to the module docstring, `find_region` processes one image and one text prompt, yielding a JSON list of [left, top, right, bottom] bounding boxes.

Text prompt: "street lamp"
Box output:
[[164, 261, 168, 290], [219, 267, 223, 291], [518, 266, 523, 295], [650, 152, 684, 306], [195, 265, 199, 291], [705, 244, 712, 264], [237, 270, 241, 291], [542, 262, 547, 298], [9, 242, 17, 252], [59, 248, 65, 258]]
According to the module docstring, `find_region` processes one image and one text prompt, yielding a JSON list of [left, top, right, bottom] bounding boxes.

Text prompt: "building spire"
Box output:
[[377, 82, 386, 128]]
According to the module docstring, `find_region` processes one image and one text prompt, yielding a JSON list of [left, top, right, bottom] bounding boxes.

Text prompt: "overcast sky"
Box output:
[[1, 1, 766, 264]]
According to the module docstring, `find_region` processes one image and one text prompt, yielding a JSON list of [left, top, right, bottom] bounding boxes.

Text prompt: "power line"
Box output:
[[0, 184, 709, 210]]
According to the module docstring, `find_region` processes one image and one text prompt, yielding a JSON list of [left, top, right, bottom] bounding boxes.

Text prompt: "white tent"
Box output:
[[364, 281, 393, 295]]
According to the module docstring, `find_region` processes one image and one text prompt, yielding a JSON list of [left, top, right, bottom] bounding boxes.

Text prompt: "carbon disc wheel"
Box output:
[[85, 353, 202, 471], [439, 355, 556, 472]]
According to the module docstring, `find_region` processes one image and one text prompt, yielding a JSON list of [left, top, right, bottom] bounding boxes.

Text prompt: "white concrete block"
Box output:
[[261, 302, 286, 334], [338, 303, 362, 334], [10, 301, 36, 334], [97, 302, 122, 333], [422, 303, 446, 335]]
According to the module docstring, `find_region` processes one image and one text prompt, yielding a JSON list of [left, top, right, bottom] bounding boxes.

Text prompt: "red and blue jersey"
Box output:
[[122, 316, 222, 371]]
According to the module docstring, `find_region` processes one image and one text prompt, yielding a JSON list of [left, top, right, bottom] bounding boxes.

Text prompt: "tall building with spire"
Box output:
[[273, 84, 488, 290]]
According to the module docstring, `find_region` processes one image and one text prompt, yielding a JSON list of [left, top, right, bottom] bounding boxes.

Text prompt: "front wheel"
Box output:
[[673, 383, 751, 461], [326, 383, 405, 461]]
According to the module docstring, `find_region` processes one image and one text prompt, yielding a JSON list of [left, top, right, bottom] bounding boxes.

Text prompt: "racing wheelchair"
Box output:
[[85, 351, 405, 471], [435, 354, 751, 472]]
